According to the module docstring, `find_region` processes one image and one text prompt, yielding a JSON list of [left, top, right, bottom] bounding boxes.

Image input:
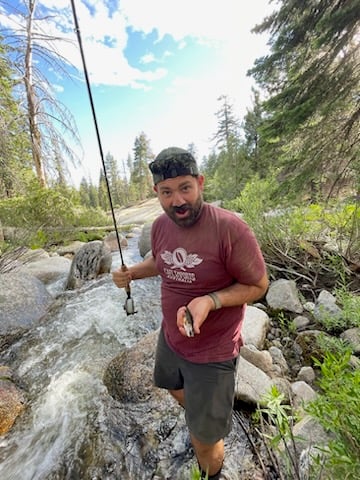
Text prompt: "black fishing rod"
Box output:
[[70, 0, 136, 315]]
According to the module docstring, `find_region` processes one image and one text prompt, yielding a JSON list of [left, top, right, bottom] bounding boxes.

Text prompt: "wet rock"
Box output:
[[0, 366, 27, 435], [66, 240, 112, 290], [19, 256, 71, 285], [0, 271, 52, 349]]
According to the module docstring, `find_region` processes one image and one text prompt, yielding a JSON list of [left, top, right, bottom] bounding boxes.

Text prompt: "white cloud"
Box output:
[[140, 53, 156, 64], [1, 1, 273, 91], [1, 0, 275, 185]]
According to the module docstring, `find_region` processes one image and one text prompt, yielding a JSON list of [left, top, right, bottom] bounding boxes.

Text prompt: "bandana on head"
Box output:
[[149, 147, 199, 184]]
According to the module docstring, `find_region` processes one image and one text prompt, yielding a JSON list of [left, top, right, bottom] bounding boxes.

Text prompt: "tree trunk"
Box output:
[[24, 0, 47, 188]]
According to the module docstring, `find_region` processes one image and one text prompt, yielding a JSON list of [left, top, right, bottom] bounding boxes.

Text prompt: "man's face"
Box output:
[[154, 175, 205, 227]]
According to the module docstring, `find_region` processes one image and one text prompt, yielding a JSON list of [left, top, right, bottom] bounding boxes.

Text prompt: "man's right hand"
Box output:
[[112, 268, 132, 288]]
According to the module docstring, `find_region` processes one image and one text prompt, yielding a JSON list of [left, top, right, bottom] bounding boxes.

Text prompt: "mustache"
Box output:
[[173, 204, 189, 214]]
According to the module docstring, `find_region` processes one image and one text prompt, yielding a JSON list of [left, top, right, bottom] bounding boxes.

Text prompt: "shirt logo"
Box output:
[[161, 247, 203, 271]]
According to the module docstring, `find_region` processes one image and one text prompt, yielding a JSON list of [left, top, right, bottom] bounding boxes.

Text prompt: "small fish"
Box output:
[[183, 307, 194, 337]]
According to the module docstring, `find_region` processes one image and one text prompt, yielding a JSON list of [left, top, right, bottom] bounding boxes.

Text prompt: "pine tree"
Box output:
[[0, 37, 32, 198], [131, 132, 154, 201], [242, 88, 270, 178], [211, 96, 249, 199], [249, 0, 360, 199]]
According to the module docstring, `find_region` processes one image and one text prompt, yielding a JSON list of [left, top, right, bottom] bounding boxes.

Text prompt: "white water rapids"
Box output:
[[0, 234, 162, 480]]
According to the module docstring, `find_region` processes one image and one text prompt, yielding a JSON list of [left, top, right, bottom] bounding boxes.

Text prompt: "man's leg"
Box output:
[[169, 388, 185, 407], [191, 434, 223, 478], [169, 389, 223, 477]]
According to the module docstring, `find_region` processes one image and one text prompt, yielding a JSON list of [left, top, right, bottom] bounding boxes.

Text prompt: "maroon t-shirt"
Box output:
[[151, 202, 266, 363]]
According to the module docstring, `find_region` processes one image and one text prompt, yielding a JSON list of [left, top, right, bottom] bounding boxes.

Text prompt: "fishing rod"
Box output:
[[70, 0, 136, 315]]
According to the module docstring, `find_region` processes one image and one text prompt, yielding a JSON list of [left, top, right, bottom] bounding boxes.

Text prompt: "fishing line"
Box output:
[[70, 0, 136, 315]]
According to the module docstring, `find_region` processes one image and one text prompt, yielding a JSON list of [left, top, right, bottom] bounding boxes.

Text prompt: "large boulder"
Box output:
[[266, 279, 303, 314], [0, 271, 52, 349], [19, 255, 71, 285], [138, 223, 153, 258], [66, 240, 112, 290], [242, 306, 270, 347], [103, 231, 128, 252]]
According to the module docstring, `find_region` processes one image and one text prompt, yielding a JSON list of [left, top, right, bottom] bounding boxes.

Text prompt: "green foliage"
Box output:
[[0, 36, 33, 198], [273, 311, 296, 336], [315, 289, 360, 335], [131, 132, 154, 201], [73, 231, 106, 243], [254, 359, 360, 480], [225, 174, 278, 233], [0, 185, 77, 229], [306, 351, 360, 479], [0, 184, 110, 248], [248, 0, 360, 199], [73, 207, 109, 228], [189, 464, 207, 480], [226, 177, 359, 269], [335, 289, 360, 328], [315, 333, 352, 359], [253, 385, 301, 479]]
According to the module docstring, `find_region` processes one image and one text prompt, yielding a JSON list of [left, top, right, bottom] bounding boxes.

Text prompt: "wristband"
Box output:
[[208, 292, 222, 310]]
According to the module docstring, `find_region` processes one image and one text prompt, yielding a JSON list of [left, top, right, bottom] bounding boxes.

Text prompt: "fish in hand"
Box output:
[[183, 307, 194, 337]]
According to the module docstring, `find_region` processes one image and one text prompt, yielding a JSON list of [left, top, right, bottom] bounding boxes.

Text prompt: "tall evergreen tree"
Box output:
[[242, 88, 270, 178], [249, 0, 360, 199], [98, 170, 109, 210], [131, 132, 153, 201], [104, 152, 121, 206], [211, 95, 249, 199], [79, 177, 90, 207], [0, 37, 32, 198]]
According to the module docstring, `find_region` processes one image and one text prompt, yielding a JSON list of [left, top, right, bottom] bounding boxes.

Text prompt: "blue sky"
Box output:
[[0, 0, 274, 186]]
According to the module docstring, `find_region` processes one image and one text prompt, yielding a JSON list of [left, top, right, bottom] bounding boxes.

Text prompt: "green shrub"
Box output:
[[73, 207, 110, 228], [226, 177, 358, 265], [315, 289, 360, 334], [253, 385, 302, 479], [306, 351, 360, 479], [336, 288, 360, 328], [315, 333, 353, 358], [0, 185, 110, 248]]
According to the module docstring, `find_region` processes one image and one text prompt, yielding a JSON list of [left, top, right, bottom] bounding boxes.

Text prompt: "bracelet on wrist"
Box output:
[[208, 292, 222, 310]]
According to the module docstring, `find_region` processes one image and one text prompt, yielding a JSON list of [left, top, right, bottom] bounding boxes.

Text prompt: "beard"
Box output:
[[164, 195, 203, 227]]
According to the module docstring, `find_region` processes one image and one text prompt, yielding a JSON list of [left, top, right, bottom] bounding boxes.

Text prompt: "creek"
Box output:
[[0, 234, 163, 480]]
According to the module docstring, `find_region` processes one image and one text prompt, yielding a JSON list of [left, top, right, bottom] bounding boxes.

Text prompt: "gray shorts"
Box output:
[[153, 328, 237, 444]]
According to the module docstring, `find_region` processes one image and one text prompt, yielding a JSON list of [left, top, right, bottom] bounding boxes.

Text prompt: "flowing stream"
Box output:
[[0, 234, 163, 480]]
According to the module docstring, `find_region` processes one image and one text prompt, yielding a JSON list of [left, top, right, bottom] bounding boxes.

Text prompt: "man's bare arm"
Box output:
[[112, 255, 159, 288], [211, 273, 269, 309]]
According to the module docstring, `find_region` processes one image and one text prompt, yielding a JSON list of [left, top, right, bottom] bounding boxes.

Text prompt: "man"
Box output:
[[112, 147, 268, 479]]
